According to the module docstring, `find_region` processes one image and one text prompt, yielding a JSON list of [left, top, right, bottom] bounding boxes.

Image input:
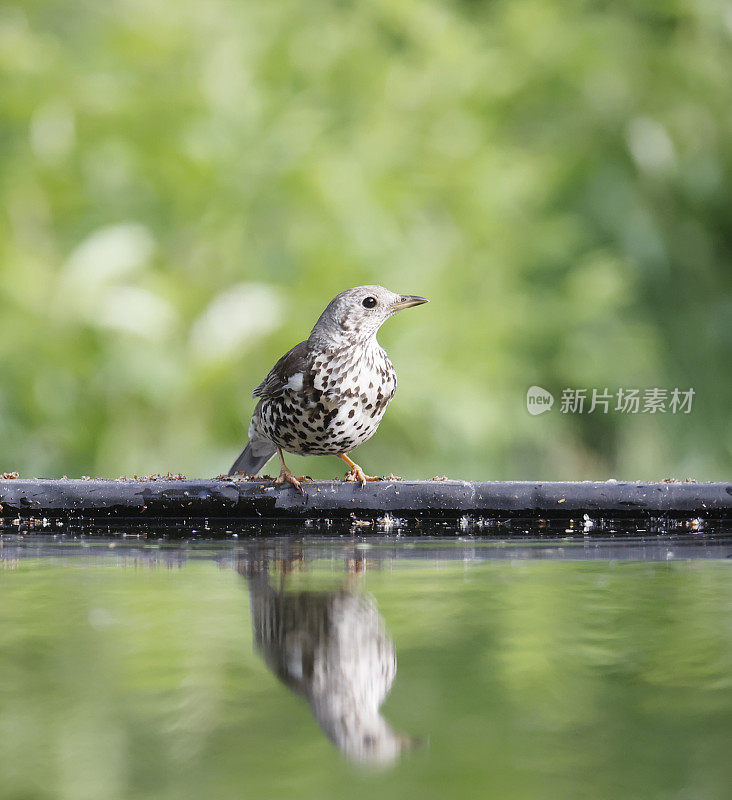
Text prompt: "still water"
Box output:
[[1, 522, 731, 800]]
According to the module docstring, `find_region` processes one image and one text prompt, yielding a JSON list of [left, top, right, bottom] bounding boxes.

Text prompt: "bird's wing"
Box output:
[[252, 340, 313, 400]]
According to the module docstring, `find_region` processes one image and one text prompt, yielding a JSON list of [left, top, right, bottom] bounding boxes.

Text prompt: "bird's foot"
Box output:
[[344, 464, 380, 487], [274, 465, 306, 494]]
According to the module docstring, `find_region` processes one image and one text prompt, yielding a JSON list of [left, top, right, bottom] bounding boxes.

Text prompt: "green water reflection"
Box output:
[[1, 553, 731, 799]]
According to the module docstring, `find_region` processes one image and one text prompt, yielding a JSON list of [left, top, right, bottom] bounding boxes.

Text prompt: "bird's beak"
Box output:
[[392, 295, 429, 310]]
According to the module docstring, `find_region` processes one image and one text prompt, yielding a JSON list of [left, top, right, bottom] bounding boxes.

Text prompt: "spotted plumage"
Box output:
[[229, 285, 428, 490], [242, 565, 411, 764]]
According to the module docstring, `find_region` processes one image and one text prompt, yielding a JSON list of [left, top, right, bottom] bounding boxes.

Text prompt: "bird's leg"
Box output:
[[274, 447, 304, 494], [338, 453, 380, 487]]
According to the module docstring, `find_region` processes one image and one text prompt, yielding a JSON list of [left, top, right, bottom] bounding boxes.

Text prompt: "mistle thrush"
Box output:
[[228, 285, 428, 490]]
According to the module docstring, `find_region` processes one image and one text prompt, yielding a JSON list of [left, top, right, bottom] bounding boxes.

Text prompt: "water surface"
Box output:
[[1, 524, 731, 799]]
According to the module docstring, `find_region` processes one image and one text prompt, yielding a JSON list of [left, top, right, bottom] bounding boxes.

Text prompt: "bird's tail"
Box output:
[[228, 437, 277, 476]]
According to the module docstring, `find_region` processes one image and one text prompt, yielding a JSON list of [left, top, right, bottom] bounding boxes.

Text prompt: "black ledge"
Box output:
[[0, 478, 729, 521]]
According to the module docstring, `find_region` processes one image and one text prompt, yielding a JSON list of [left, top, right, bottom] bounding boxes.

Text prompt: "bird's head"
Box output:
[[309, 285, 428, 349]]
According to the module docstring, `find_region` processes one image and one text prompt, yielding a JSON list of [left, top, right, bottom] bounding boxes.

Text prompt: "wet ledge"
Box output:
[[0, 479, 729, 521]]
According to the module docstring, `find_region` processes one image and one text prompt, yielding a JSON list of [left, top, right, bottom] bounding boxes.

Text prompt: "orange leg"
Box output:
[[274, 447, 306, 494], [338, 453, 380, 487]]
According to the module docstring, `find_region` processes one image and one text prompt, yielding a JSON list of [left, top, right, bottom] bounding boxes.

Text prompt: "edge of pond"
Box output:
[[1, 479, 729, 523]]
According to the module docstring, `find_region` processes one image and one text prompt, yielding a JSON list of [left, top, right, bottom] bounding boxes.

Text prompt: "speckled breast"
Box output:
[[256, 342, 396, 456]]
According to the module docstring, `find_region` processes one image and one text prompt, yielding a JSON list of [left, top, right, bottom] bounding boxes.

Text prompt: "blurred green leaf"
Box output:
[[0, 0, 729, 479]]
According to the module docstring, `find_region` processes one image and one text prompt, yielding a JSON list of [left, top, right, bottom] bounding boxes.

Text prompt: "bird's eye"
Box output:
[[362, 296, 377, 308]]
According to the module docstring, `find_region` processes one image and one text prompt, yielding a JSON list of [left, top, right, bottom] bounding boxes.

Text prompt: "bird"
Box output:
[[240, 560, 413, 766], [228, 285, 428, 491]]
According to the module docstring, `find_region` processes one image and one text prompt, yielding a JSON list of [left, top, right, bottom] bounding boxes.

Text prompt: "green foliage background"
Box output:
[[1, 0, 730, 480]]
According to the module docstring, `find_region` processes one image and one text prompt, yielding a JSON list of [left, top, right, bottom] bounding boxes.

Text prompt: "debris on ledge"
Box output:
[[0, 478, 729, 521]]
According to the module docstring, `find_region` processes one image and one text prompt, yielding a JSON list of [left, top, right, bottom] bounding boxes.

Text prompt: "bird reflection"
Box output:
[[238, 554, 413, 766]]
